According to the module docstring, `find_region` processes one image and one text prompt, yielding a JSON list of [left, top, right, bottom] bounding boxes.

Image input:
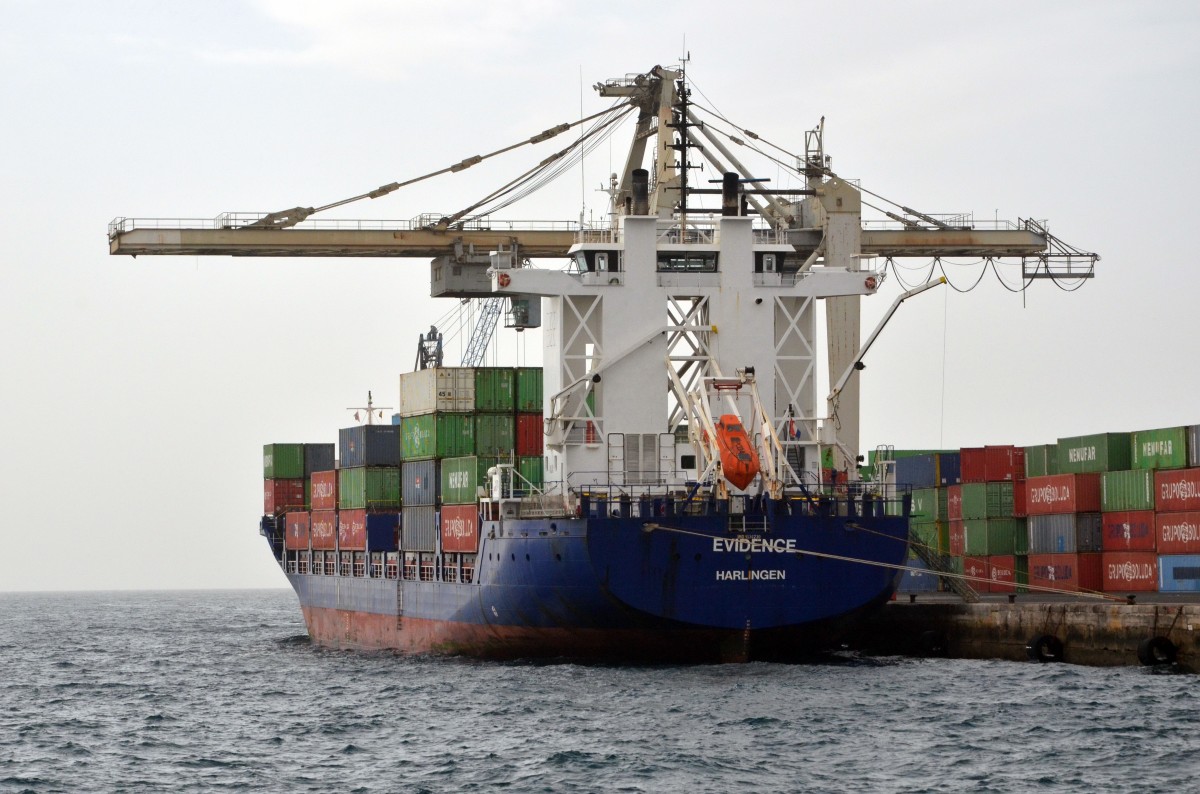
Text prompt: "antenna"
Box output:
[[347, 390, 393, 426]]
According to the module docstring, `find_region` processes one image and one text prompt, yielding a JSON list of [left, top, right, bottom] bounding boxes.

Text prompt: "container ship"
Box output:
[[107, 63, 1098, 661]]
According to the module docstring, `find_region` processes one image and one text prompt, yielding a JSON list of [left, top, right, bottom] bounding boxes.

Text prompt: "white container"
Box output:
[[398, 367, 475, 416]]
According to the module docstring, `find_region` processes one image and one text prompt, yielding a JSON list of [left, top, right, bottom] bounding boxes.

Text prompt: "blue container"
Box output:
[[365, 512, 401, 552], [303, 443, 335, 476], [402, 459, 439, 506], [1158, 554, 1200, 593], [339, 425, 401, 468], [896, 559, 938, 593], [896, 453, 961, 489]]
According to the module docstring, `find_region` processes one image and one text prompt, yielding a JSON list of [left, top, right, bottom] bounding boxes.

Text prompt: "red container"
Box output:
[[339, 508, 367, 551], [1028, 553, 1103, 593], [1025, 474, 1102, 516], [1156, 511, 1200, 555], [960, 448, 987, 483], [284, 511, 310, 550], [516, 413, 544, 457], [1101, 551, 1158, 592], [1100, 510, 1156, 552], [310, 510, 338, 550], [310, 470, 338, 511], [440, 504, 480, 553], [264, 478, 305, 514], [1012, 484, 1028, 518], [963, 556, 988, 584], [948, 520, 965, 556], [1155, 469, 1200, 512], [986, 555, 1017, 593], [984, 445, 1025, 483], [947, 485, 963, 521]]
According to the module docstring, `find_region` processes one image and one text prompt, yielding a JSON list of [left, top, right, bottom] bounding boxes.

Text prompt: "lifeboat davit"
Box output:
[[715, 414, 760, 490]]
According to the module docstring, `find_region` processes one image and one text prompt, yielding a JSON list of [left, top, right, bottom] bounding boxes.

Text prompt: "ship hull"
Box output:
[[283, 503, 910, 663]]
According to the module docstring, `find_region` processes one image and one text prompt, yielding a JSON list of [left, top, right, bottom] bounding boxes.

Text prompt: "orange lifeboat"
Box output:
[[715, 414, 760, 490]]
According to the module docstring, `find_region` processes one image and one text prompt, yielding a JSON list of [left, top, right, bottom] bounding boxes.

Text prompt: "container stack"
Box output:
[[958, 446, 1026, 593], [895, 452, 958, 592], [514, 367, 545, 491], [264, 443, 307, 516], [336, 424, 401, 576]]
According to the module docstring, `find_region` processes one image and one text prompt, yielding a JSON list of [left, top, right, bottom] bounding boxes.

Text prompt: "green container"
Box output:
[[515, 367, 543, 413], [1015, 555, 1029, 593], [474, 414, 516, 456], [474, 367, 516, 413], [1130, 426, 1189, 470], [910, 488, 947, 524], [1024, 444, 1058, 478], [946, 556, 964, 576], [516, 456, 544, 490], [963, 518, 1026, 555], [960, 482, 1013, 520], [1101, 469, 1155, 512], [908, 521, 947, 556], [401, 414, 475, 460], [263, 443, 304, 479], [439, 455, 503, 504], [1056, 432, 1132, 474], [338, 467, 401, 509]]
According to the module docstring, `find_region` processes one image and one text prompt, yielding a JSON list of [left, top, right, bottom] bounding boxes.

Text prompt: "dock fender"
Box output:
[[1025, 634, 1064, 663], [917, 629, 947, 657], [1136, 636, 1178, 666]]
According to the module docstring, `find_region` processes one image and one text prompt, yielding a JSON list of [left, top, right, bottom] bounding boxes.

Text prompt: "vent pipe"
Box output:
[[632, 169, 649, 216]]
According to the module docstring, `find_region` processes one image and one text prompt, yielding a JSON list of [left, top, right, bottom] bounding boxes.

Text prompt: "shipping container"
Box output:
[[264, 479, 306, 514], [985, 554, 1028, 593], [1025, 473, 1102, 516], [948, 520, 965, 556], [959, 447, 987, 483], [398, 367, 475, 416], [946, 485, 962, 521], [401, 413, 475, 460], [516, 456, 544, 492], [441, 456, 483, 505], [402, 459, 439, 507], [515, 367, 543, 413], [304, 443, 335, 477], [1190, 426, 1200, 468], [310, 470, 338, 511], [441, 504, 480, 553], [1028, 552, 1102, 593], [1100, 510, 1156, 552], [1158, 554, 1200, 593], [1028, 512, 1103, 554], [960, 482, 1013, 520], [516, 413, 545, 457], [962, 518, 1026, 556], [909, 522, 945, 556], [910, 488, 945, 524], [1130, 426, 1189, 470], [339, 425, 401, 468], [1154, 468, 1200, 512], [1100, 469, 1155, 512], [1024, 444, 1058, 478], [284, 511, 310, 550], [337, 467, 402, 510], [896, 455, 938, 489], [962, 556, 988, 585], [474, 367, 516, 413], [338, 510, 400, 552], [401, 505, 438, 552], [264, 444, 305, 479], [310, 510, 338, 550], [1156, 511, 1200, 555], [1101, 551, 1158, 592], [983, 445, 1025, 482], [1012, 483, 1028, 518], [896, 559, 939, 593], [474, 413, 516, 457], [1056, 432, 1132, 474]]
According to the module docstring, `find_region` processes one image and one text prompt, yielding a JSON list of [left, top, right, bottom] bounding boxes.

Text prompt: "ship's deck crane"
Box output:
[[107, 63, 1097, 472]]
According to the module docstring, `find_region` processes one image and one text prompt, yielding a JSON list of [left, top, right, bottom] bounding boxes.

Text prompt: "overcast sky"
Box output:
[[2, 1, 1197, 591]]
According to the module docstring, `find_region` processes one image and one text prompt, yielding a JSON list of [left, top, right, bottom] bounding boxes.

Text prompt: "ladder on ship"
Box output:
[[907, 529, 979, 602]]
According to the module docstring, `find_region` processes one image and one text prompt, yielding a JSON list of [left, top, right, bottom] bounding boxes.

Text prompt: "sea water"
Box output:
[[1, 590, 1195, 793]]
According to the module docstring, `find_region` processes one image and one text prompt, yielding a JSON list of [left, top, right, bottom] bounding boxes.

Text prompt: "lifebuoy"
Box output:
[[1136, 636, 1178, 666], [864, 275, 878, 290], [497, 272, 511, 287], [1025, 634, 1064, 663]]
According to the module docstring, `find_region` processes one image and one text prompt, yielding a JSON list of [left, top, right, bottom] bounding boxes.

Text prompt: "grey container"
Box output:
[[401, 505, 437, 551], [1028, 512, 1103, 554], [402, 459, 439, 507], [1190, 425, 1200, 467], [304, 443, 335, 477]]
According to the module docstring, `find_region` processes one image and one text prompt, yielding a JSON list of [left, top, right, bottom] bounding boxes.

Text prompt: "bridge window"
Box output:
[[657, 253, 718, 272]]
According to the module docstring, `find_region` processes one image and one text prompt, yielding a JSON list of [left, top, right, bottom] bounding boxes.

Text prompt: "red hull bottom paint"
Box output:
[[299, 597, 890, 664]]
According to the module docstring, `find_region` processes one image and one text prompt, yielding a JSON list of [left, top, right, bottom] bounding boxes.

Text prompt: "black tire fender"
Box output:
[[1136, 636, 1178, 666], [1026, 634, 1064, 663], [918, 629, 947, 657]]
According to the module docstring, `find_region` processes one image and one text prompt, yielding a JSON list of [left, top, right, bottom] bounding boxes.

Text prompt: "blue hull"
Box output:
[[283, 502, 910, 662]]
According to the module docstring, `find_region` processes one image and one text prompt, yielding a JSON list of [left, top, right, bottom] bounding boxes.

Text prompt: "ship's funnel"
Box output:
[[632, 169, 649, 215], [721, 172, 740, 217]]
